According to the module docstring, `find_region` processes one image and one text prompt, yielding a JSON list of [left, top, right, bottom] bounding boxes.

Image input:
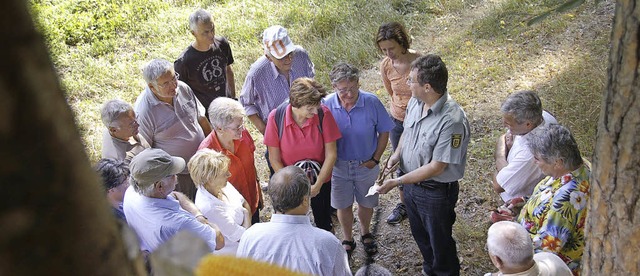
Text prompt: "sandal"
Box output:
[[342, 240, 356, 257], [361, 233, 378, 256]]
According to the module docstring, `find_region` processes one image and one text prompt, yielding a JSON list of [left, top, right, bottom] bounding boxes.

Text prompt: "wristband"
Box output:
[[370, 157, 380, 164]]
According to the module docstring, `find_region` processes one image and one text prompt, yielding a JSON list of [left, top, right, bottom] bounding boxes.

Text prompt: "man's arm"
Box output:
[[378, 161, 448, 194], [495, 133, 510, 171], [198, 116, 212, 136], [247, 114, 266, 135], [238, 73, 264, 133], [173, 192, 225, 250], [172, 192, 205, 219], [493, 133, 511, 193], [225, 65, 236, 98]]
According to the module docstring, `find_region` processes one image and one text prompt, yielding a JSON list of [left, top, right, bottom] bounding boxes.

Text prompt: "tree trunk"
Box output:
[[584, 0, 640, 274], [0, 0, 142, 274]]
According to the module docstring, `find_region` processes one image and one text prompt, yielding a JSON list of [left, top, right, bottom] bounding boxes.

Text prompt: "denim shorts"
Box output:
[[331, 160, 379, 209]]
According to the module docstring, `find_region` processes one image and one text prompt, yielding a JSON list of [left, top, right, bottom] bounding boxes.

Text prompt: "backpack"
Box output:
[[274, 100, 324, 139]]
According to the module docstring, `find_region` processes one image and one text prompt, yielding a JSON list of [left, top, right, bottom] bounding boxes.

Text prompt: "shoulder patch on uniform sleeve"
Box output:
[[451, 134, 462, 148]]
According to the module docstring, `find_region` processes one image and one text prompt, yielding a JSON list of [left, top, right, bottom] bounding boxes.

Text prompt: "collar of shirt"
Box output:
[[428, 92, 449, 115], [207, 130, 242, 155], [327, 90, 365, 111], [267, 52, 298, 81], [143, 85, 176, 108], [141, 193, 181, 211], [270, 213, 313, 225], [496, 262, 540, 276]]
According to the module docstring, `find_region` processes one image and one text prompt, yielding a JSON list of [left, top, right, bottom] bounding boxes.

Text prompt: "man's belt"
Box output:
[[415, 179, 458, 190]]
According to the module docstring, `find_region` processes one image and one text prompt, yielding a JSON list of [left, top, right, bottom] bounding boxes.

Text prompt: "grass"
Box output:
[[29, 0, 457, 162], [29, 0, 611, 274]]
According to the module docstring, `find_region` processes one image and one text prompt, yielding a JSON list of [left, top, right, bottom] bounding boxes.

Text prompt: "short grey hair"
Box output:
[[131, 176, 155, 196], [526, 124, 583, 171], [500, 90, 543, 125], [486, 221, 534, 267], [268, 166, 310, 213], [188, 9, 212, 32], [142, 59, 173, 86], [208, 97, 245, 129], [100, 99, 133, 128], [329, 62, 360, 84]]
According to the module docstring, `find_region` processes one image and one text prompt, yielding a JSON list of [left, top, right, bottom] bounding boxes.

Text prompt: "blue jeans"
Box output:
[[390, 118, 406, 189], [390, 118, 404, 151], [404, 182, 460, 276]]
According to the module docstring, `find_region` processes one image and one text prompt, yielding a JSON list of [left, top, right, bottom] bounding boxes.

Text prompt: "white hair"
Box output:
[[486, 221, 534, 267], [142, 59, 173, 86], [100, 99, 133, 128], [207, 97, 245, 129], [131, 176, 155, 196]]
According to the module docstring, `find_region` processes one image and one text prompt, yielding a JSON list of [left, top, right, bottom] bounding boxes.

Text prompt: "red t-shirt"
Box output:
[[264, 104, 342, 167], [198, 129, 259, 214]]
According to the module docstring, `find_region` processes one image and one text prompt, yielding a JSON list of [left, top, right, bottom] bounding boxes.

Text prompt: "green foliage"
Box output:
[[30, 0, 453, 161], [30, 0, 168, 58]]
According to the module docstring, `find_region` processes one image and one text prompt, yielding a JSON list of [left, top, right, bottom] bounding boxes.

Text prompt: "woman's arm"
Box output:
[[380, 61, 394, 97], [241, 200, 252, 228], [311, 141, 337, 197], [267, 146, 285, 172]]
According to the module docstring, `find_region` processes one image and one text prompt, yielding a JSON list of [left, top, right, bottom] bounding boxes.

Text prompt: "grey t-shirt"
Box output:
[[134, 82, 205, 173]]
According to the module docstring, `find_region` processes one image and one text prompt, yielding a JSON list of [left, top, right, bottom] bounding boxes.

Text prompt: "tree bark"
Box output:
[[584, 0, 640, 274], [0, 0, 142, 275]]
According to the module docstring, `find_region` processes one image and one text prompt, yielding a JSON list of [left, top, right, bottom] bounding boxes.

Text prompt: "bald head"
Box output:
[[487, 221, 534, 270], [268, 166, 310, 213]]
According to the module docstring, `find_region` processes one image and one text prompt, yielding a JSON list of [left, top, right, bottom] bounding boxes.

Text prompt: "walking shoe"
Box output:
[[386, 203, 407, 224]]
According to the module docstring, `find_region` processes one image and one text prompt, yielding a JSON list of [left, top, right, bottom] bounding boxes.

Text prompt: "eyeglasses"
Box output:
[[157, 72, 180, 89], [225, 122, 245, 132], [406, 77, 420, 85], [336, 84, 359, 94], [277, 52, 295, 61]]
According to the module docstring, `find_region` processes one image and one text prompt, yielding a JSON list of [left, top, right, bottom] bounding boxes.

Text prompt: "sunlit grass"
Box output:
[[31, 0, 473, 161]]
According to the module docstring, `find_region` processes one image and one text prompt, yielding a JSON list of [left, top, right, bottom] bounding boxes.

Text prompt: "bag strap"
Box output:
[[276, 101, 324, 139], [275, 100, 289, 139]]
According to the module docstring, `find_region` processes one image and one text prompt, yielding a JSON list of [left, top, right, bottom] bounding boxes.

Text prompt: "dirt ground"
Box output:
[[253, 1, 613, 275]]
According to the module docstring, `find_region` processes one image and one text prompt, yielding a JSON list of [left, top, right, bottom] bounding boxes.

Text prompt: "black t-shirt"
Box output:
[[174, 37, 234, 114]]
